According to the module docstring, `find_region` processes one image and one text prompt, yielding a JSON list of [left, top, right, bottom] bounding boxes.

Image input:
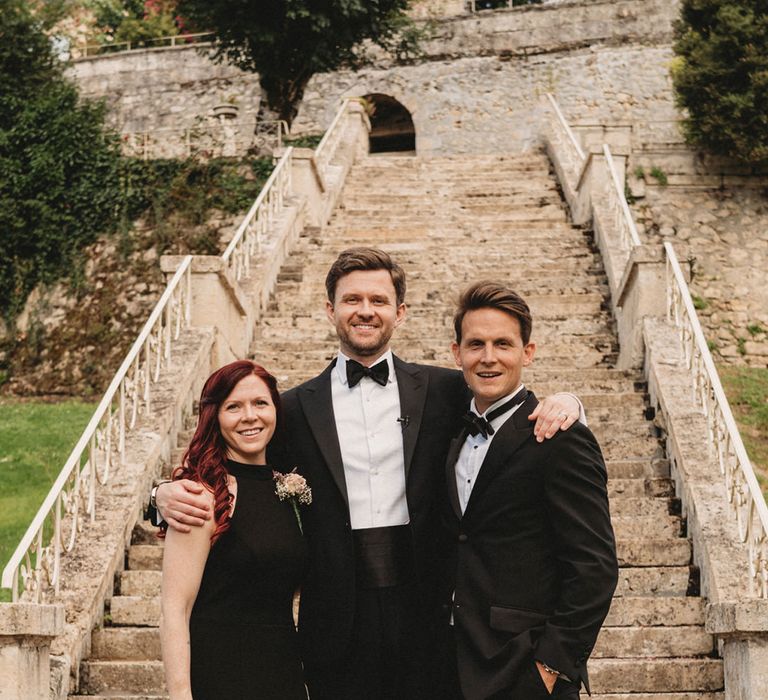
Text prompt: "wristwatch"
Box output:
[[149, 484, 160, 510]]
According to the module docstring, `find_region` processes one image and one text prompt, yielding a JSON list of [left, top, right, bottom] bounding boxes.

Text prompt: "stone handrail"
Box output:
[[665, 242, 768, 598], [1, 256, 193, 602], [221, 147, 294, 282]]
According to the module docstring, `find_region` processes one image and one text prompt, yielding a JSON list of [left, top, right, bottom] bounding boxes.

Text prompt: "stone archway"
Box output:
[[363, 94, 416, 153]]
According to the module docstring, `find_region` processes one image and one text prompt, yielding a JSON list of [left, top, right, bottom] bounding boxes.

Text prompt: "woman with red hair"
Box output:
[[160, 360, 310, 700]]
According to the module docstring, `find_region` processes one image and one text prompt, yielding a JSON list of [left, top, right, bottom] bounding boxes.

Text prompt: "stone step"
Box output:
[[617, 539, 691, 568], [128, 545, 164, 571], [120, 570, 161, 597], [608, 478, 675, 499], [92, 627, 162, 660], [89, 621, 713, 663], [79, 660, 165, 695], [591, 694, 723, 700], [589, 658, 723, 694], [611, 515, 682, 539], [604, 597, 705, 626], [71, 696, 167, 700], [78, 657, 723, 695], [111, 596, 160, 627], [593, 625, 714, 658], [614, 567, 691, 597]]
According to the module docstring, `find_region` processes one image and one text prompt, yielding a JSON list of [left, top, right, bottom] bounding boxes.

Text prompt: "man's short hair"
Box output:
[[454, 281, 533, 345], [325, 247, 407, 305]]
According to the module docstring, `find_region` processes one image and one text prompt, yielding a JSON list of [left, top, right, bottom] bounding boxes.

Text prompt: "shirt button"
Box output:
[[473, 446, 478, 450], [458, 534, 468, 543]]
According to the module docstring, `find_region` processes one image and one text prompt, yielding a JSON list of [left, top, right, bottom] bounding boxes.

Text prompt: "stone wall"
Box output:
[[294, 44, 677, 154], [70, 46, 262, 133], [68, 0, 678, 141], [64, 0, 767, 367]]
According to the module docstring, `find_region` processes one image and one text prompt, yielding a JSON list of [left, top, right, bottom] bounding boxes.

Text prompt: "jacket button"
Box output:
[[458, 534, 468, 543]]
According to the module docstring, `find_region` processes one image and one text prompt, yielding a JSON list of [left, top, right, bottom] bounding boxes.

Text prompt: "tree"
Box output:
[[0, 0, 124, 318], [672, 0, 768, 164], [175, 0, 413, 124]]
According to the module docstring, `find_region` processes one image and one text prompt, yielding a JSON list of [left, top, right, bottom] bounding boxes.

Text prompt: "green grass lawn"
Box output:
[[0, 398, 95, 602], [719, 366, 768, 497]]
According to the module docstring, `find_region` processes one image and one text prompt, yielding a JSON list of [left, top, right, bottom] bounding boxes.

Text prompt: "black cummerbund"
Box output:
[[352, 524, 416, 589]]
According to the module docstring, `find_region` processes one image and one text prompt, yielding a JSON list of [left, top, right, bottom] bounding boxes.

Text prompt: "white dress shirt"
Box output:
[[455, 386, 528, 515], [331, 349, 410, 530]]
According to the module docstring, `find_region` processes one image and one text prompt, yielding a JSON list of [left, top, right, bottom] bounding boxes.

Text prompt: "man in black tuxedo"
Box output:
[[154, 249, 584, 700], [440, 281, 618, 700]]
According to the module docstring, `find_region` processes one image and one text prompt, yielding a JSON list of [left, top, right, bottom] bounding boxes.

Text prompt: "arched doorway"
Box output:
[[363, 94, 416, 153]]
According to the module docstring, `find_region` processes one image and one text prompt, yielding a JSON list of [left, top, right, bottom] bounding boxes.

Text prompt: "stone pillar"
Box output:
[[0, 603, 64, 700], [160, 256, 252, 367], [614, 244, 666, 368], [286, 147, 326, 227], [707, 601, 768, 700]]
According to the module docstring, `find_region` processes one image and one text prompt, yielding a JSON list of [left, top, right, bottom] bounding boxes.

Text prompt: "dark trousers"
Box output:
[[305, 582, 436, 700]]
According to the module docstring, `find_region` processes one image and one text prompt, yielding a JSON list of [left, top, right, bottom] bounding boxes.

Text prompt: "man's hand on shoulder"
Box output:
[[156, 480, 212, 533], [529, 392, 584, 442]]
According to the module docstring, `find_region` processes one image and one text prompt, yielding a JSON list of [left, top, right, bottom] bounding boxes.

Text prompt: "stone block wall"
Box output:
[[65, 0, 767, 367], [70, 46, 262, 133]]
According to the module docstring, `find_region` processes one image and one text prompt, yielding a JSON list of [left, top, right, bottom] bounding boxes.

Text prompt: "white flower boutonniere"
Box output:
[[273, 469, 312, 534]]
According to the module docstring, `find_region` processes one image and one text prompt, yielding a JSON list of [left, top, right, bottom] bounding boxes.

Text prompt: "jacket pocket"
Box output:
[[489, 605, 548, 634]]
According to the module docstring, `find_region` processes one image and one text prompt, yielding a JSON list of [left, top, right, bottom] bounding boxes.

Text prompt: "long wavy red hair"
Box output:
[[161, 360, 281, 544]]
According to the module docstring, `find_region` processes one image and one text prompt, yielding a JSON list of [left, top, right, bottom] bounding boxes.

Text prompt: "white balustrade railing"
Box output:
[[545, 92, 768, 598], [2, 96, 358, 604], [545, 93, 586, 183], [1, 257, 193, 602], [603, 144, 642, 252], [76, 32, 214, 59], [315, 99, 353, 175], [665, 242, 768, 598], [221, 147, 294, 281]]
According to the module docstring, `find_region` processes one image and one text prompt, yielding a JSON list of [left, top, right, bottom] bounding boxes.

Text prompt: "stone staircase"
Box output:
[[71, 152, 725, 698]]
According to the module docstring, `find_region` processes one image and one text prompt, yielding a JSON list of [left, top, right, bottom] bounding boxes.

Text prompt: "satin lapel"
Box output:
[[393, 356, 428, 482], [445, 431, 467, 520], [296, 364, 349, 506], [463, 393, 539, 519]]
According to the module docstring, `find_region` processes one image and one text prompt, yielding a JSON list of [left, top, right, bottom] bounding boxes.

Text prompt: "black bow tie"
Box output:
[[461, 390, 528, 439], [347, 359, 389, 387]]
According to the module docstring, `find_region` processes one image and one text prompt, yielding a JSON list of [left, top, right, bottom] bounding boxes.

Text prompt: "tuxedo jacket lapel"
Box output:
[[445, 432, 467, 520], [462, 393, 539, 519], [393, 356, 429, 482], [296, 363, 349, 506]]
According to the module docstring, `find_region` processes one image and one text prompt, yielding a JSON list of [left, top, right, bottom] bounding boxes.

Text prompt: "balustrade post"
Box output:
[[160, 256, 252, 367], [707, 602, 768, 700], [614, 244, 666, 368], [0, 603, 64, 700]]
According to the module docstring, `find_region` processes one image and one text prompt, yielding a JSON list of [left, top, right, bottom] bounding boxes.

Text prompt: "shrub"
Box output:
[[672, 0, 768, 164], [0, 0, 125, 318]]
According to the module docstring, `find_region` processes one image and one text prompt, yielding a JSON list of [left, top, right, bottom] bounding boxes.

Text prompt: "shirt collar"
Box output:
[[335, 349, 395, 386], [470, 384, 526, 422]]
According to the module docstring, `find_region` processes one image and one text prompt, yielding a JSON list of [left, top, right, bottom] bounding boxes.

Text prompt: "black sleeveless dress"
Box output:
[[189, 461, 309, 699]]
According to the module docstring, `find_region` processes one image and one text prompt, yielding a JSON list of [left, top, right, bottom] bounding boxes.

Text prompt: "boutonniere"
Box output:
[[273, 469, 312, 534]]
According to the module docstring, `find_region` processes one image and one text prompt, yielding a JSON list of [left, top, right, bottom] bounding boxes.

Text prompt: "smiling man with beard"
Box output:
[[153, 248, 585, 700]]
